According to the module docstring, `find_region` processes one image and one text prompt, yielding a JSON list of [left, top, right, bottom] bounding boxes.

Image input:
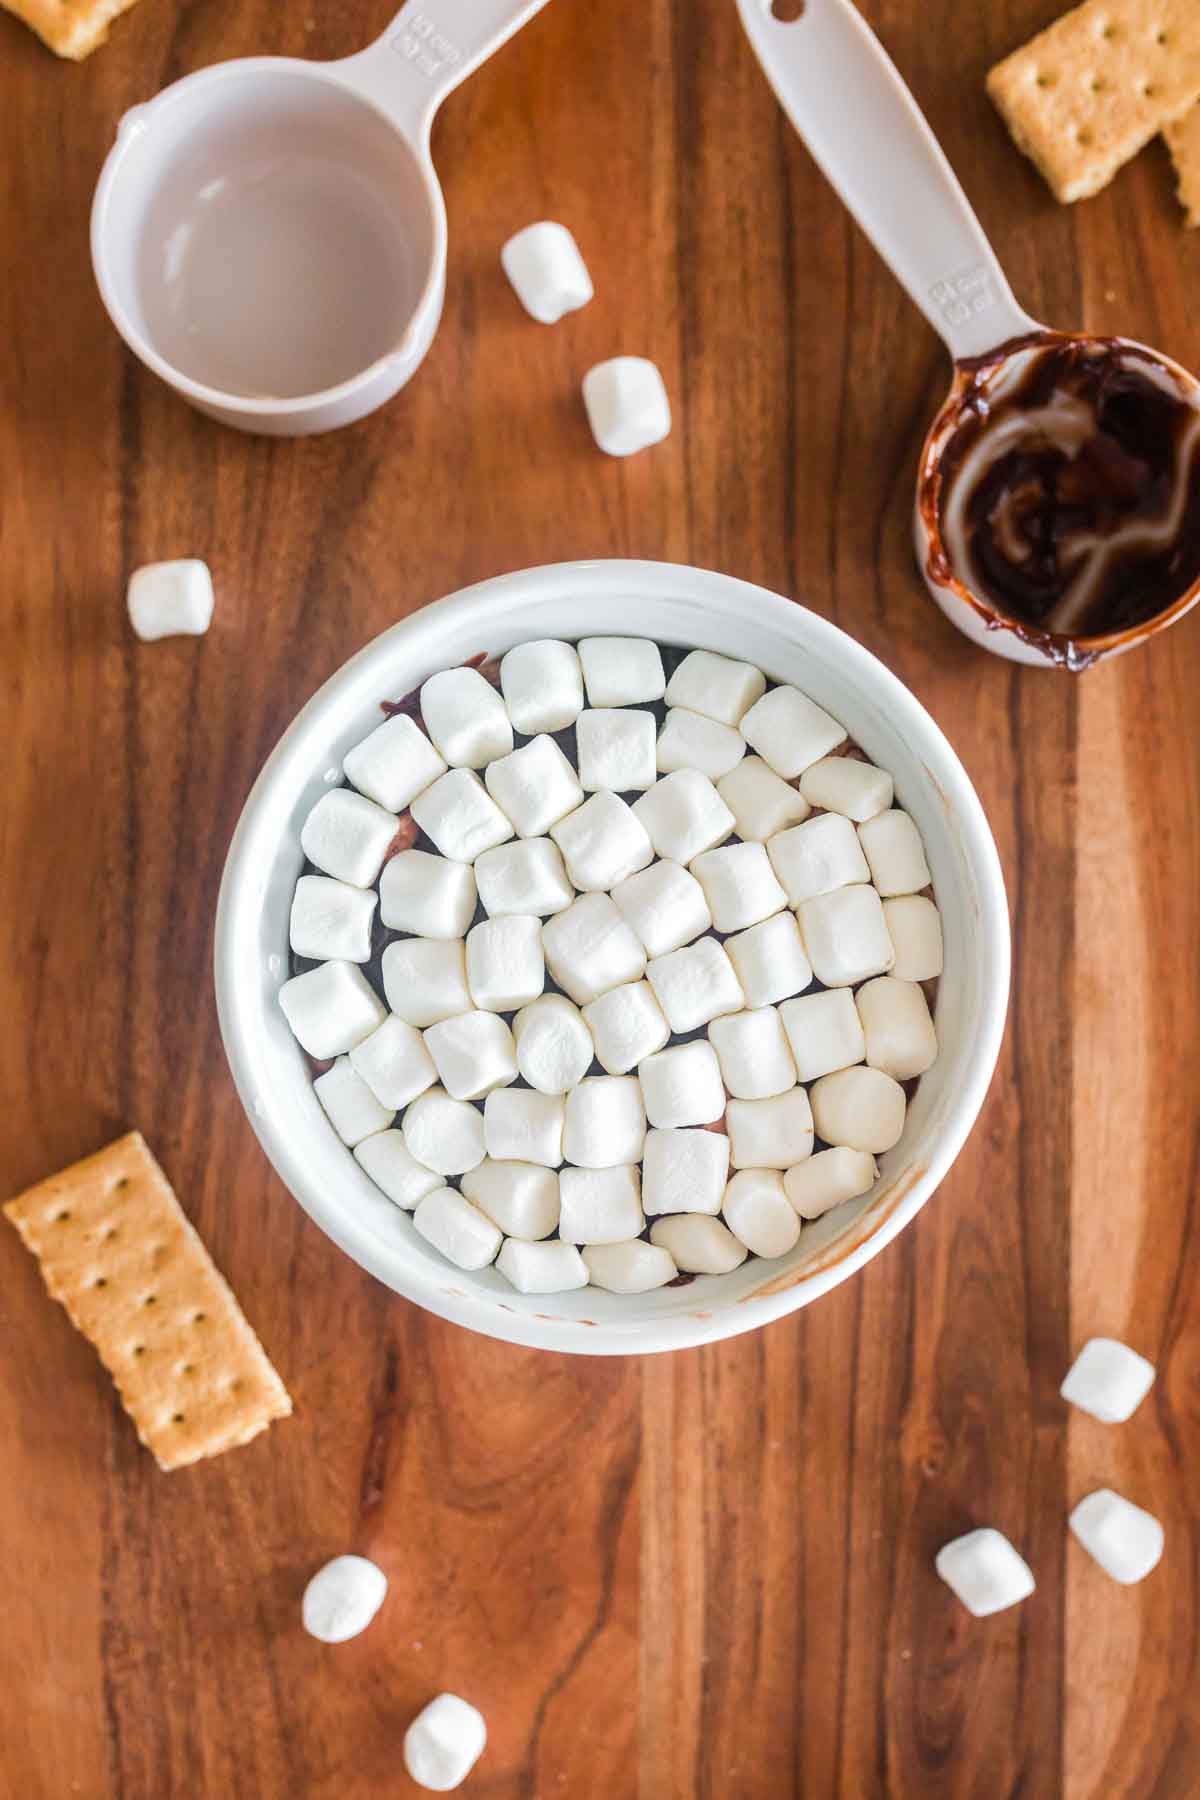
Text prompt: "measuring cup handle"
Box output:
[[735, 0, 1037, 360], [334, 0, 551, 145]]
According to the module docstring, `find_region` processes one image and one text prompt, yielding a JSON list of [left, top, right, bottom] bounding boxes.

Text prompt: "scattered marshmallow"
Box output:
[[127, 558, 214, 640], [414, 1184, 502, 1271], [858, 808, 931, 897], [809, 1066, 906, 1154], [483, 1087, 565, 1167], [499, 638, 584, 734], [581, 359, 671, 458], [501, 219, 593, 322], [656, 708, 746, 781], [766, 812, 870, 905], [402, 1087, 486, 1176], [558, 1164, 644, 1243], [726, 1090, 814, 1170], [664, 649, 766, 727], [633, 770, 735, 864], [724, 912, 813, 1009], [381, 938, 472, 1028], [641, 1126, 730, 1215], [799, 756, 893, 822], [563, 1076, 647, 1167], [404, 1693, 488, 1793], [1060, 1338, 1156, 1423], [279, 959, 386, 1058], [512, 993, 596, 1093], [649, 1213, 747, 1274], [722, 1169, 802, 1258], [496, 1238, 589, 1295], [410, 768, 514, 864], [779, 988, 865, 1083], [856, 976, 937, 1080], [423, 1010, 518, 1101], [290, 874, 377, 963], [638, 1041, 726, 1128], [378, 850, 477, 939], [475, 838, 575, 918], [419, 667, 513, 769], [302, 1554, 388, 1643], [349, 1014, 438, 1109], [541, 893, 646, 1004], [645, 937, 744, 1034], [575, 708, 658, 792], [935, 1529, 1036, 1617], [610, 859, 711, 958], [301, 788, 399, 888], [583, 1240, 677, 1292], [784, 1146, 877, 1220], [690, 843, 788, 933], [550, 791, 653, 892], [882, 894, 943, 981], [739, 685, 846, 778], [1069, 1489, 1164, 1585], [578, 637, 666, 708], [484, 734, 583, 839], [797, 884, 895, 987], [708, 1006, 797, 1100], [343, 713, 446, 812], [354, 1129, 443, 1209], [582, 980, 669, 1074], [716, 756, 810, 843], [465, 914, 545, 1012], [460, 1159, 560, 1240], [314, 1057, 394, 1146]]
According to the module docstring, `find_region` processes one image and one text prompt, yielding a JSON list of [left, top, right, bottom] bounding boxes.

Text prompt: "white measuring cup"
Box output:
[[91, 0, 550, 435], [736, 0, 1200, 669]]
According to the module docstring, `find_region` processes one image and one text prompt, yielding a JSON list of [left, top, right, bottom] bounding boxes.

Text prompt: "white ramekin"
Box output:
[[214, 560, 1009, 1354]]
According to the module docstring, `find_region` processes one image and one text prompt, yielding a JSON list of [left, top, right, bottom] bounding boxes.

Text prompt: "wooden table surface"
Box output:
[[3, 1, 1199, 1794]]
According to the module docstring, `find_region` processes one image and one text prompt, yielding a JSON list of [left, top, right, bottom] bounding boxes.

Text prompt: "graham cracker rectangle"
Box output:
[[2, 0, 143, 59], [987, 0, 1200, 203], [5, 1132, 292, 1471], [1165, 104, 1200, 224]]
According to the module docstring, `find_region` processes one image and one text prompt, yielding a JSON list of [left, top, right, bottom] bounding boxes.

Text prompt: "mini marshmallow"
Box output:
[[499, 639, 584, 734], [475, 838, 575, 918], [809, 1066, 906, 1153], [563, 1076, 646, 1167], [664, 649, 766, 726], [379, 850, 477, 938], [483, 1087, 565, 1167], [290, 874, 377, 963], [708, 1007, 797, 1100], [690, 843, 788, 933], [410, 768, 514, 863], [633, 770, 736, 864], [582, 980, 669, 1074], [779, 988, 865, 1083], [610, 859, 711, 957], [856, 976, 937, 1080], [496, 1238, 589, 1295], [935, 1529, 1036, 1617], [1069, 1489, 1164, 1585], [724, 912, 813, 1009], [484, 734, 583, 839], [583, 1240, 677, 1293], [797, 884, 895, 987], [541, 893, 646, 1004], [558, 1164, 643, 1243], [716, 756, 810, 843], [354, 1130, 443, 1209], [279, 959, 387, 1058], [722, 1169, 802, 1258], [127, 558, 214, 640], [301, 788, 399, 888], [649, 1213, 747, 1274], [581, 358, 672, 458], [404, 1693, 487, 1793], [641, 1126, 730, 1215], [1060, 1338, 1156, 1423], [645, 937, 744, 1034], [638, 1041, 726, 1128], [402, 1087, 486, 1176], [577, 636, 666, 707], [512, 994, 595, 1093], [656, 708, 747, 781], [314, 1057, 394, 1146], [349, 1014, 438, 1109], [501, 220, 593, 322], [767, 812, 870, 905], [381, 938, 472, 1028], [460, 1159, 560, 1240], [423, 1010, 518, 1101], [799, 756, 893, 822], [739, 684, 847, 778], [882, 895, 943, 981], [784, 1146, 877, 1220], [302, 1555, 388, 1643], [726, 1089, 814, 1170], [419, 666, 513, 769], [575, 708, 658, 792], [413, 1187, 502, 1272], [465, 914, 545, 1012], [343, 713, 447, 812], [550, 791, 653, 892], [858, 808, 932, 897]]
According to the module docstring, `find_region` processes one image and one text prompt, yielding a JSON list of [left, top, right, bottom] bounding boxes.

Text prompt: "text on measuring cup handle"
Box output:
[[389, 11, 462, 79]]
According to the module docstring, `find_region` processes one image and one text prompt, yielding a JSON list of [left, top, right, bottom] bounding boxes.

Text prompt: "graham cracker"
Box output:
[[1165, 104, 1200, 224], [987, 0, 1200, 203], [2, 0, 143, 59], [5, 1132, 292, 1471]]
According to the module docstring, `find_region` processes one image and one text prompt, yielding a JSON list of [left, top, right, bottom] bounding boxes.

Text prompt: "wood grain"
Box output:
[[1, 1, 1199, 1795]]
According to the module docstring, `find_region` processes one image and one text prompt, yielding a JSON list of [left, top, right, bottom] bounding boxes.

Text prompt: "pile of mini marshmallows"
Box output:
[[278, 638, 943, 1298]]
